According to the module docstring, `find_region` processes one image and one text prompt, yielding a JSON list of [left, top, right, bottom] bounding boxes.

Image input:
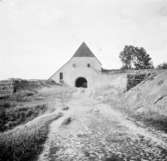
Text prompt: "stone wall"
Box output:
[[94, 72, 127, 92], [126, 69, 166, 90], [127, 74, 147, 90], [102, 69, 167, 91]]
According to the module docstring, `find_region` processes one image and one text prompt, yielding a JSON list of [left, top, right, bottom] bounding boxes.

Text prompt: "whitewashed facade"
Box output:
[[49, 42, 127, 91]]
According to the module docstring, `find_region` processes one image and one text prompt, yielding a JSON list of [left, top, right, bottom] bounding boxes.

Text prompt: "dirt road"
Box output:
[[38, 89, 167, 161]]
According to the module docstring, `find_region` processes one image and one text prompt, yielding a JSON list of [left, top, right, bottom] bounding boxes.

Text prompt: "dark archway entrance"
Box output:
[[75, 77, 87, 88]]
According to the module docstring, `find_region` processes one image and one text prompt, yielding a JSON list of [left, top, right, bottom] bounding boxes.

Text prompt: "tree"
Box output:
[[119, 45, 154, 70], [133, 47, 154, 69], [119, 45, 134, 69], [157, 63, 167, 69]]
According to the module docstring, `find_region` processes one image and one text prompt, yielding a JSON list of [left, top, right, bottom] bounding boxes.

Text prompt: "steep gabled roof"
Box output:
[[49, 42, 102, 80], [73, 42, 96, 57]]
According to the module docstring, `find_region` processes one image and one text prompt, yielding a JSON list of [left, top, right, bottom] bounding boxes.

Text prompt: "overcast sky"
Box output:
[[0, 0, 167, 79]]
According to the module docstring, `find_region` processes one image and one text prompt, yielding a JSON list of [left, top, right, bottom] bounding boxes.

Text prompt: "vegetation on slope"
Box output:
[[0, 112, 62, 161], [0, 81, 73, 161], [0, 86, 47, 132], [124, 71, 167, 132], [13, 79, 57, 92], [0, 104, 47, 132], [95, 71, 167, 133], [0, 79, 62, 132]]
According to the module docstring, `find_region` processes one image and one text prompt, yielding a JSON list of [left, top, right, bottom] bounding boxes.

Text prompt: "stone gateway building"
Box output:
[[49, 42, 127, 91]]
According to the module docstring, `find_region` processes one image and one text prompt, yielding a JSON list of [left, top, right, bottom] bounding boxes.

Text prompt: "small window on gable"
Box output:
[[72, 64, 76, 68], [87, 63, 90, 67], [59, 72, 63, 81]]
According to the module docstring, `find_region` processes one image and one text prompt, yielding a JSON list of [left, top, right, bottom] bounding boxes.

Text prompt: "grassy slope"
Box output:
[[0, 112, 62, 161], [0, 80, 64, 132], [94, 71, 167, 132], [124, 70, 167, 132], [0, 87, 49, 132], [0, 104, 47, 132], [0, 81, 74, 161]]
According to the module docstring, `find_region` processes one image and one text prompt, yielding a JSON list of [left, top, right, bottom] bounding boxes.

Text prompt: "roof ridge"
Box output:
[[73, 42, 96, 57]]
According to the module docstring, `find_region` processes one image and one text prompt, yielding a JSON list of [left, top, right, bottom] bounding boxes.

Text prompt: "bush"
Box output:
[[157, 63, 167, 69]]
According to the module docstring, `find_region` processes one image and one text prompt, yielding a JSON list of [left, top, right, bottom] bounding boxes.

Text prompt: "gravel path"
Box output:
[[38, 89, 167, 161]]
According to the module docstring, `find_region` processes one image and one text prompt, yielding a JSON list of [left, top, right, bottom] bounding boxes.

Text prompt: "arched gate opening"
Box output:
[[75, 77, 87, 88]]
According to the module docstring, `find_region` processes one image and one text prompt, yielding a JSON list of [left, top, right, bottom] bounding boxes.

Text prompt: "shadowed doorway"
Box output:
[[75, 77, 87, 88]]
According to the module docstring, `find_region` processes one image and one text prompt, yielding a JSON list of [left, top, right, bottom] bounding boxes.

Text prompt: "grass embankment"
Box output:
[[95, 77, 167, 133], [0, 80, 66, 161], [0, 103, 47, 132], [13, 79, 58, 92], [124, 71, 167, 133], [0, 112, 63, 161], [0, 81, 58, 132], [132, 112, 167, 133], [0, 88, 49, 132]]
